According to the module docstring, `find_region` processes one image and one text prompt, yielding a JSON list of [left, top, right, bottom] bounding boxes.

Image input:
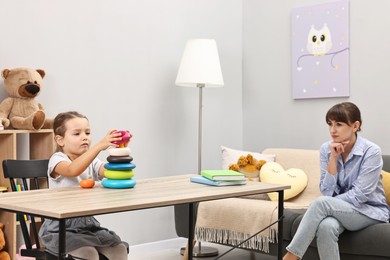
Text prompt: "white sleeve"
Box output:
[[48, 152, 70, 181]]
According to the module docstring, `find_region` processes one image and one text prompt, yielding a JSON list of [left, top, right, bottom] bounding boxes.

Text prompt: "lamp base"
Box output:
[[180, 246, 219, 257]]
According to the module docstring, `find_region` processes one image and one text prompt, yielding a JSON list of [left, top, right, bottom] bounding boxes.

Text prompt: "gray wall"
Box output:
[[243, 0, 390, 154], [0, 0, 243, 245]]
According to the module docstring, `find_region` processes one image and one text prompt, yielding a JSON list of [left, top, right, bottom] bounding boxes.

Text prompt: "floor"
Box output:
[[128, 238, 277, 260]]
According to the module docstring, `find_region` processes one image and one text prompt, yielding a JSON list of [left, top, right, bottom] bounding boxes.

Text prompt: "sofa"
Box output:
[[174, 148, 390, 260]]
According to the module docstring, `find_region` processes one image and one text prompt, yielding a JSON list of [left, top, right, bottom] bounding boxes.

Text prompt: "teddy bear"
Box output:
[[0, 67, 53, 130], [229, 154, 267, 181], [0, 222, 11, 260]]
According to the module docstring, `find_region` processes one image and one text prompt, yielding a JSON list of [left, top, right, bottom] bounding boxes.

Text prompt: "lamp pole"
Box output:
[[197, 83, 204, 175]]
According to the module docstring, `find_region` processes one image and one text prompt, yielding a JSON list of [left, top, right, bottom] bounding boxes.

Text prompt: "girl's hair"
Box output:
[[326, 102, 362, 131], [53, 111, 88, 152]]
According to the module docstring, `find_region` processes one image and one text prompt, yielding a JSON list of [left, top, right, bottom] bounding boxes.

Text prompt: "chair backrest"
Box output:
[[2, 159, 49, 259]]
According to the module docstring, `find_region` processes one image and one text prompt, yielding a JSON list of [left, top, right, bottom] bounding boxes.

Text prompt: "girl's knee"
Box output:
[[98, 243, 128, 260], [115, 243, 128, 255], [69, 246, 99, 259]]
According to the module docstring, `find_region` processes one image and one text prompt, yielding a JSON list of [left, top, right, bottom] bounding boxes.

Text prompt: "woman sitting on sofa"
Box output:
[[283, 102, 390, 260]]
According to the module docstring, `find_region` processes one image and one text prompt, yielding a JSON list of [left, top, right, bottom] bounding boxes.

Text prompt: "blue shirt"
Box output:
[[320, 135, 390, 222]]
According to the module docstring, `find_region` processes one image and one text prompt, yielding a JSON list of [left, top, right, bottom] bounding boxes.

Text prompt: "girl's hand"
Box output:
[[112, 130, 132, 148], [96, 130, 122, 151]]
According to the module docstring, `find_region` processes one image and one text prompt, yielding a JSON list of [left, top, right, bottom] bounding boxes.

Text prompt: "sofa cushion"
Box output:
[[260, 162, 308, 201], [262, 148, 322, 206], [382, 170, 390, 206], [282, 209, 306, 240]]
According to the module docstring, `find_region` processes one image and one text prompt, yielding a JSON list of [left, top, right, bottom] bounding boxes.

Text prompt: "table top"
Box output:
[[0, 174, 290, 219]]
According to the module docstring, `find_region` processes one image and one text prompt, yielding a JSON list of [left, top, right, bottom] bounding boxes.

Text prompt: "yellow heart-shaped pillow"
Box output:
[[260, 162, 308, 201]]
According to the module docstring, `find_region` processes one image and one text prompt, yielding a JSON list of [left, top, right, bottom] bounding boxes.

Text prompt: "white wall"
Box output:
[[0, 0, 243, 245], [243, 0, 390, 154], [5, 0, 388, 249]]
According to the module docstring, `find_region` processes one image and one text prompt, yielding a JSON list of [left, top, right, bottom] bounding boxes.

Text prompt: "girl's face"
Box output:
[[56, 117, 91, 159], [327, 120, 359, 143]]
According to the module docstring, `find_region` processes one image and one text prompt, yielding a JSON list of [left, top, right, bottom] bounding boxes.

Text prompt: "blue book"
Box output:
[[190, 175, 246, 187]]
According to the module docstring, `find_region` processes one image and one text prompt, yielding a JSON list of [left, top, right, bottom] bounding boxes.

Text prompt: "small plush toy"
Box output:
[[229, 154, 266, 181], [0, 67, 53, 130], [0, 222, 11, 260]]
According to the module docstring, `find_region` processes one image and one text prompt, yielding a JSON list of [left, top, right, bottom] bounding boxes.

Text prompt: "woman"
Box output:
[[283, 102, 389, 260]]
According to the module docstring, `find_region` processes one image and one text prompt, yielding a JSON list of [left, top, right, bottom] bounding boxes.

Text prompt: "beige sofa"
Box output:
[[184, 148, 390, 260], [194, 148, 321, 252]]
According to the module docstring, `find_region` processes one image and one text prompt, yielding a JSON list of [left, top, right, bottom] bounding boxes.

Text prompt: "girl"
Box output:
[[283, 102, 389, 260], [39, 111, 128, 260]]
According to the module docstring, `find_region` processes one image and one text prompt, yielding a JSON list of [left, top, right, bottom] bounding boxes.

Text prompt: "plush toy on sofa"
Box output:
[[0, 222, 11, 260], [0, 67, 53, 130], [229, 154, 267, 181]]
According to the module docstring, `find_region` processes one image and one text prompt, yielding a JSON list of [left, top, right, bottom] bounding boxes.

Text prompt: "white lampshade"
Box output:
[[175, 39, 224, 88]]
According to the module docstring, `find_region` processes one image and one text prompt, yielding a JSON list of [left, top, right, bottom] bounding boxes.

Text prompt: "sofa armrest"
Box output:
[[382, 155, 390, 172]]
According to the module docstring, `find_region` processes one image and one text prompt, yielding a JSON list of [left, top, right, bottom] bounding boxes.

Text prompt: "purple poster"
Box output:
[[291, 0, 349, 99]]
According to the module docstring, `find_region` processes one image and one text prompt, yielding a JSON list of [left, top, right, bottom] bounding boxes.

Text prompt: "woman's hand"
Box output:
[[328, 141, 349, 176], [330, 141, 350, 157]]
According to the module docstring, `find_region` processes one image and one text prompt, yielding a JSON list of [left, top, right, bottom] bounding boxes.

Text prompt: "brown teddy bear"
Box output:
[[0, 67, 53, 130], [0, 222, 11, 260], [229, 154, 266, 181]]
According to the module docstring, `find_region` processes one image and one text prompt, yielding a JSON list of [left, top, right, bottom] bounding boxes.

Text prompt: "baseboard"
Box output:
[[129, 237, 187, 253]]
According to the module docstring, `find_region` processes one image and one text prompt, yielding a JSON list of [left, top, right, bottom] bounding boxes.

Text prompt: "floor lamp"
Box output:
[[175, 39, 224, 257]]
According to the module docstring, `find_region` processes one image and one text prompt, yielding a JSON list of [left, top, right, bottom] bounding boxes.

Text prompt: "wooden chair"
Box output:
[[2, 159, 58, 259]]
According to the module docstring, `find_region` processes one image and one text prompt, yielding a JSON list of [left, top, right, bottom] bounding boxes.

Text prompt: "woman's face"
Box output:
[[56, 117, 91, 159], [327, 119, 359, 143]]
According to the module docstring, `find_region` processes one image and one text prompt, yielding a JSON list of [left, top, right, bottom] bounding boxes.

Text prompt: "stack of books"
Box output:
[[190, 170, 246, 186]]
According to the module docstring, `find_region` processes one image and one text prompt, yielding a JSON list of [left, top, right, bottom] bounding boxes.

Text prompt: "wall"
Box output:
[[0, 0, 243, 245], [243, 0, 390, 154], [4, 0, 387, 249]]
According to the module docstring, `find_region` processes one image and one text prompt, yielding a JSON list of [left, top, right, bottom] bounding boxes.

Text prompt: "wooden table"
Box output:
[[0, 174, 289, 260]]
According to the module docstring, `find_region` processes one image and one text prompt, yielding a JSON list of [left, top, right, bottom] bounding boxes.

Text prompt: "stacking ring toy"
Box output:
[[104, 162, 136, 171], [104, 170, 135, 179], [107, 155, 133, 163], [102, 178, 136, 189], [108, 147, 131, 156]]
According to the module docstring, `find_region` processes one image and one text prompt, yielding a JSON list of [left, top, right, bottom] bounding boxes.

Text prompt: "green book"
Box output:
[[201, 170, 245, 181]]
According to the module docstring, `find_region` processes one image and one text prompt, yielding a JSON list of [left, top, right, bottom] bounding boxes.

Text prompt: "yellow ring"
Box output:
[[104, 170, 134, 180]]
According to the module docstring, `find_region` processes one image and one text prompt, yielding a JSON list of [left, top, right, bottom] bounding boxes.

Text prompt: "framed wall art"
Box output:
[[291, 0, 349, 99]]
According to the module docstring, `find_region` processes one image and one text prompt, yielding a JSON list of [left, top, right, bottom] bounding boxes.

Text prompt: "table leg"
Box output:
[[188, 203, 194, 260], [277, 190, 284, 260], [59, 219, 66, 260]]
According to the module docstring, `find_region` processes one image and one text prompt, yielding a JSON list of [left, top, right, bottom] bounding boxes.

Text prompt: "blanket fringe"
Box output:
[[194, 226, 277, 253]]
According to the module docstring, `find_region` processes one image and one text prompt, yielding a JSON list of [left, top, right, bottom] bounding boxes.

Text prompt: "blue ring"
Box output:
[[104, 162, 136, 170], [102, 178, 136, 189]]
